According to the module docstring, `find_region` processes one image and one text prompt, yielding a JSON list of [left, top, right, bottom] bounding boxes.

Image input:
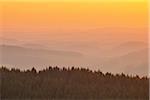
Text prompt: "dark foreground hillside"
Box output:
[[0, 66, 149, 100]]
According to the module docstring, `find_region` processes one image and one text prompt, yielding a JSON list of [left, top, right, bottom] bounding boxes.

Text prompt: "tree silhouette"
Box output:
[[0, 66, 149, 100]]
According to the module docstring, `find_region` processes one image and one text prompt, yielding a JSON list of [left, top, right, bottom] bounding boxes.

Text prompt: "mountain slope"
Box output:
[[102, 48, 148, 76], [0, 45, 83, 68]]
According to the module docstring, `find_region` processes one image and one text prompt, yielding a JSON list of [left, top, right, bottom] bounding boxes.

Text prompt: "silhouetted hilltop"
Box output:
[[0, 66, 149, 100]]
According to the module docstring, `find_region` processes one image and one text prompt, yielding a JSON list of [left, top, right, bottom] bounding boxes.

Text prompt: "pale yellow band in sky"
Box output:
[[0, 0, 147, 2]]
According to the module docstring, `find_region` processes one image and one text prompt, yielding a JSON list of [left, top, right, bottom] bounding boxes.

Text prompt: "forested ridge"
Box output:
[[0, 66, 149, 100]]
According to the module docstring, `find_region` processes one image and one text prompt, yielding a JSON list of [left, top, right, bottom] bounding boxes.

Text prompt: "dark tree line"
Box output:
[[0, 66, 149, 100]]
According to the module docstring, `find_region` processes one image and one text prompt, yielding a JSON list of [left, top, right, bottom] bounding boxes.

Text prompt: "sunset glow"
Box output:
[[1, 1, 148, 40], [0, 0, 148, 2], [0, 0, 148, 76], [0, 0, 149, 98]]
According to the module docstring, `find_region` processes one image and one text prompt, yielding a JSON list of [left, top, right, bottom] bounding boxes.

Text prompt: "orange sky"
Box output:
[[0, 1, 148, 42], [0, 0, 148, 75]]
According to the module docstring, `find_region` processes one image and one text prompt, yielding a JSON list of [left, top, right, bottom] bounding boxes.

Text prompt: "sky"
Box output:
[[0, 1, 148, 42], [0, 0, 149, 75], [0, 0, 148, 2]]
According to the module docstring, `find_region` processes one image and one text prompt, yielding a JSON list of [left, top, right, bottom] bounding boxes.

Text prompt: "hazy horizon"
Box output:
[[0, 0, 148, 76]]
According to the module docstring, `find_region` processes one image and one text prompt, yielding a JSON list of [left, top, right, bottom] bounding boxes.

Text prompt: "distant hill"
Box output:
[[102, 48, 148, 76], [0, 45, 83, 57], [0, 45, 83, 67], [101, 41, 148, 57], [0, 40, 148, 76]]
